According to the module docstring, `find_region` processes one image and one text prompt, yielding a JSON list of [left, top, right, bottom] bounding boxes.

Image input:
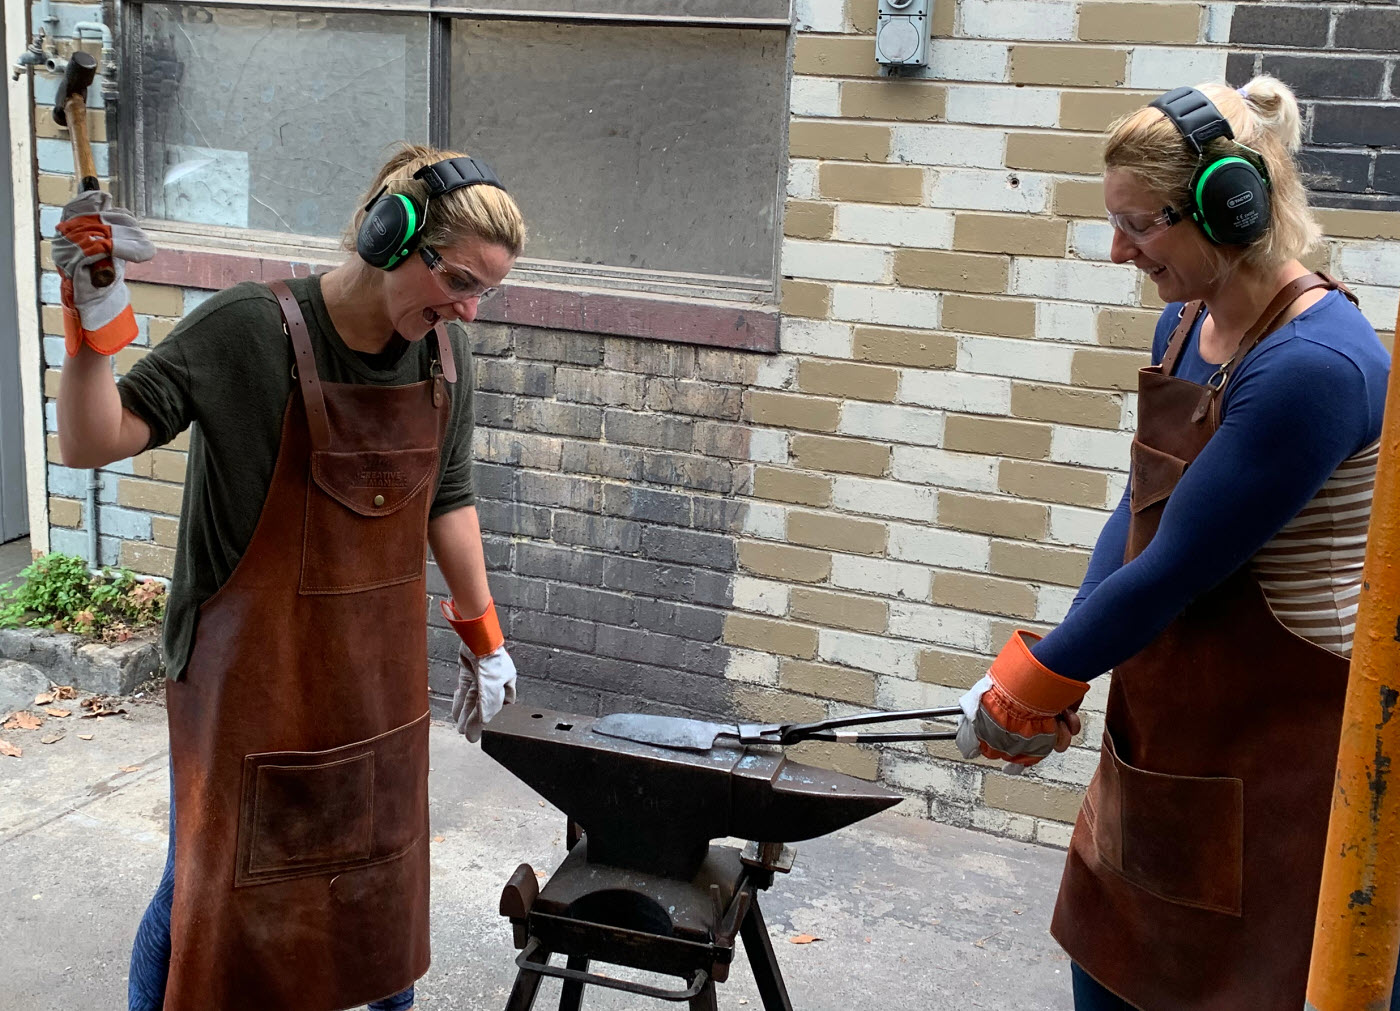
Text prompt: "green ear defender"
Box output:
[[355, 157, 506, 270]]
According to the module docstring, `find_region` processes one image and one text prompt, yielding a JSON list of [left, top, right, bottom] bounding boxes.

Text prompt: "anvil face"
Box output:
[[481, 706, 901, 877]]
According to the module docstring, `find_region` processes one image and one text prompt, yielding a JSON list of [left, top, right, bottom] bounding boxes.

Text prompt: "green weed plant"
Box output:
[[0, 553, 165, 641]]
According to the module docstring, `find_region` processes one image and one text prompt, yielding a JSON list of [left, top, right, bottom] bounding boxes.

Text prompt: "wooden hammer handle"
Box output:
[[64, 94, 115, 288]]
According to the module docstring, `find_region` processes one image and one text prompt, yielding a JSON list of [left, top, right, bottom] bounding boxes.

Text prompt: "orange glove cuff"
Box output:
[[988, 630, 1089, 716], [440, 598, 504, 658], [60, 277, 138, 358]]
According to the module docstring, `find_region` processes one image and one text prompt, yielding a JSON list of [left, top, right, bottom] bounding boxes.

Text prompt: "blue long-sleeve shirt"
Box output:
[[1031, 290, 1390, 681]]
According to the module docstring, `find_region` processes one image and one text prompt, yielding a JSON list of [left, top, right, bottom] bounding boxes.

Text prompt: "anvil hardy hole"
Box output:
[[530, 713, 545, 719], [555, 723, 574, 731], [565, 890, 674, 936]]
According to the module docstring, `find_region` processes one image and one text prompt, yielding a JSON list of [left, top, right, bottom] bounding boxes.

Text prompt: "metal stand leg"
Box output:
[[688, 978, 719, 1011], [558, 954, 589, 1011], [740, 898, 793, 1011], [505, 945, 550, 1011]]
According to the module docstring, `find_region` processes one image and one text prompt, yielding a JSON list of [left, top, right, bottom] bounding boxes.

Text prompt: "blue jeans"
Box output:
[[129, 769, 416, 1011], [1072, 961, 1400, 1010]]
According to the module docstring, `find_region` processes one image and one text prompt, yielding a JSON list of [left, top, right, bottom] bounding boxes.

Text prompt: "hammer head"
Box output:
[[53, 51, 97, 128]]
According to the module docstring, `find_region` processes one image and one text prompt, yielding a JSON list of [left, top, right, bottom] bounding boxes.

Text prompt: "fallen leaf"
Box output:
[[788, 934, 821, 945], [33, 691, 55, 706], [81, 707, 128, 720], [77, 734, 94, 741], [534, 869, 546, 879], [3, 711, 42, 731], [432, 835, 445, 843], [119, 765, 143, 773], [0, 739, 20, 757], [41, 733, 64, 745], [53, 685, 76, 700], [44, 707, 71, 718]]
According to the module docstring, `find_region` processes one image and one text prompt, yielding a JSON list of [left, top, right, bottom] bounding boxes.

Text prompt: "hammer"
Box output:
[[53, 51, 114, 287]]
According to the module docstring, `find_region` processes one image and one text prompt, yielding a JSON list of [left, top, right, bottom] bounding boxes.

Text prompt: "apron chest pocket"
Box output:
[[1090, 730, 1245, 916]]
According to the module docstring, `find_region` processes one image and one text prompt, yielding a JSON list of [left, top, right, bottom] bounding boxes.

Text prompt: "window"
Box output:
[[121, 2, 790, 306]]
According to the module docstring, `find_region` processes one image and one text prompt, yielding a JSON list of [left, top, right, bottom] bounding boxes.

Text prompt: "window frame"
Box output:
[[113, 0, 791, 351]]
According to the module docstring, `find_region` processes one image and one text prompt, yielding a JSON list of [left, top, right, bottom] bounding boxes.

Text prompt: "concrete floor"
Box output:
[[0, 689, 1076, 1011], [0, 534, 30, 586]]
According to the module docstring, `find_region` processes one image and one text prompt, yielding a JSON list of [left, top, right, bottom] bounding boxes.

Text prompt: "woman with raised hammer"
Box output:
[[53, 145, 526, 1011], [955, 77, 1391, 1010]]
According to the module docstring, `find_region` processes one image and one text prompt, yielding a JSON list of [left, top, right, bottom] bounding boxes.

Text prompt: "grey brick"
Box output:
[[1310, 191, 1400, 213], [1229, 4, 1329, 48], [515, 327, 605, 366], [692, 421, 750, 460], [1300, 148, 1373, 194], [1261, 56, 1386, 100], [427, 625, 463, 664], [560, 441, 647, 482], [1312, 104, 1400, 148], [603, 409, 695, 451], [487, 572, 550, 611], [1335, 8, 1400, 52], [641, 526, 736, 571], [547, 583, 636, 626], [427, 657, 460, 703], [516, 674, 604, 717], [632, 598, 726, 642], [603, 557, 732, 607], [642, 452, 735, 494], [474, 391, 516, 428], [593, 625, 729, 677], [555, 367, 648, 408], [475, 359, 554, 396], [646, 378, 743, 420], [552, 512, 644, 553], [1226, 53, 1258, 89], [532, 648, 733, 713], [473, 462, 518, 501], [479, 429, 563, 470], [695, 347, 755, 385], [516, 541, 608, 585], [468, 322, 513, 357], [692, 497, 746, 533], [511, 608, 598, 653], [602, 485, 692, 526], [603, 340, 699, 378], [1374, 153, 1400, 194], [477, 499, 553, 537], [481, 535, 513, 570], [516, 399, 604, 439], [518, 471, 604, 511]]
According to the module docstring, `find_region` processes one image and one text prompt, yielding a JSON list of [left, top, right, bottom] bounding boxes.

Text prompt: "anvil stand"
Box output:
[[499, 821, 796, 1010]]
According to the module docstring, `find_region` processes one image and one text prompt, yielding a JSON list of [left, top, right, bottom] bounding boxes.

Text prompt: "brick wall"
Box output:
[[30, 0, 1400, 845]]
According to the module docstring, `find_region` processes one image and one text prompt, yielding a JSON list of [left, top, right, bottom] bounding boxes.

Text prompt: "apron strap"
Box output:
[[267, 279, 331, 450], [1161, 301, 1207, 378], [433, 323, 457, 384]]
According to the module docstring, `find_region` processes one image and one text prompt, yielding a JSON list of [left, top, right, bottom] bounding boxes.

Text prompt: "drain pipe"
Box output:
[[86, 471, 100, 566]]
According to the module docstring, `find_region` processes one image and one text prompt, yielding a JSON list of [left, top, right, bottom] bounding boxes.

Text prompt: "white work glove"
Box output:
[[451, 644, 517, 743], [51, 190, 155, 355]]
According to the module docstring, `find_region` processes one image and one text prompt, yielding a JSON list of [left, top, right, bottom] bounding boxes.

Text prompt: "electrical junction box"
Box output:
[[876, 0, 932, 68]]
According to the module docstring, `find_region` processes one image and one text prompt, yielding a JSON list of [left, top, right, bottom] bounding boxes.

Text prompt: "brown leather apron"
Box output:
[[1051, 275, 1355, 1010], [162, 280, 456, 1010]]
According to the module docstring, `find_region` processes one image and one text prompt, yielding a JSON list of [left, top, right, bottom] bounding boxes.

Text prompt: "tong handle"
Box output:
[[777, 706, 963, 744], [802, 729, 958, 744]]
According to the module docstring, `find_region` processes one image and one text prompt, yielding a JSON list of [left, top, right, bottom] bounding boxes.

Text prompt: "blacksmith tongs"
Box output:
[[591, 707, 963, 752]]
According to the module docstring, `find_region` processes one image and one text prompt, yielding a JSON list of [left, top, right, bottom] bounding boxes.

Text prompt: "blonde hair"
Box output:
[[346, 144, 526, 258], [1103, 76, 1320, 271]]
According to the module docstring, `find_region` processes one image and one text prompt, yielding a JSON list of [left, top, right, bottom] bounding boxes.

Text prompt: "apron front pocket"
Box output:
[[1091, 730, 1244, 916], [300, 447, 438, 595], [1128, 439, 1190, 514], [235, 712, 430, 887]]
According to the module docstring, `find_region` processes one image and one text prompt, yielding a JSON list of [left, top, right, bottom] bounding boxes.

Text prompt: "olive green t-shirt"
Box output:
[[116, 275, 476, 680]]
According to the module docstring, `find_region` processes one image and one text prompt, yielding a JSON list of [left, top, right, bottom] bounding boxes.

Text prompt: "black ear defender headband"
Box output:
[[355, 157, 507, 270], [1149, 86, 1271, 246]]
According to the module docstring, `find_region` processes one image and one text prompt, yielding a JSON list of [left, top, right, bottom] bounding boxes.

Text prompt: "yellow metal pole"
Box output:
[[1307, 304, 1400, 1011]]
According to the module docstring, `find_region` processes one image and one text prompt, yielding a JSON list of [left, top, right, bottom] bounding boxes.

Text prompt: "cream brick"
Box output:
[[790, 77, 842, 117], [732, 576, 791, 616], [1012, 258, 1137, 305], [783, 238, 890, 284], [899, 368, 1013, 413], [1037, 820, 1076, 848], [781, 658, 880, 706], [1034, 301, 1098, 343], [940, 294, 1038, 339], [939, 492, 1048, 539], [1053, 178, 1107, 218], [790, 588, 889, 635], [1011, 383, 1122, 429], [917, 647, 991, 690], [780, 318, 854, 358], [1070, 220, 1115, 261], [148, 318, 178, 344], [889, 124, 1007, 169], [788, 159, 819, 199], [1010, 45, 1127, 87], [792, 434, 891, 477], [989, 539, 1091, 586], [887, 523, 992, 571], [1048, 503, 1112, 548], [152, 516, 180, 549], [840, 80, 948, 121], [831, 477, 937, 521], [788, 510, 888, 555], [983, 774, 1084, 822], [121, 541, 175, 579], [895, 249, 1009, 294], [747, 391, 841, 432], [724, 614, 819, 659], [888, 601, 992, 652], [128, 283, 183, 317], [839, 402, 945, 444], [734, 686, 829, 725], [834, 205, 955, 247], [1005, 131, 1105, 175], [1316, 208, 1400, 241], [953, 213, 1069, 257], [1079, 2, 1202, 43], [48, 496, 81, 528], [1049, 425, 1133, 471], [999, 457, 1111, 508], [117, 478, 183, 516], [961, 0, 1076, 40], [916, 40, 1010, 82], [847, 0, 878, 33], [928, 169, 1051, 213], [1037, 583, 1078, 622], [946, 86, 1059, 128], [819, 628, 921, 679], [1072, 347, 1151, 390], [891, 447, 1000, 492], [853, 326, 958, 368], [1097, 307, 1159, 349], [725, 648, 782, 688], [754, 466, 832, 507], [800, 360, 900, 403], [1126, 48, 1228, 89], [820, 163, 924, 205], [782, 279, 831, 319], [794, 0, 847, 33], [794, 35, 881, 77], [150, 450, 188, 484], [944, 415, 1051, 460], [933, 571, 1038, 619], [831, 553, 933, 600], [791, 121, 891, 162], [958, 335, 1075, 383], [1058, 90, 1160, 132], [830, 284, 941, 329], [739, 541, 833, 583], [784, 200, 836, 240], [788, 739, 881, 781]]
